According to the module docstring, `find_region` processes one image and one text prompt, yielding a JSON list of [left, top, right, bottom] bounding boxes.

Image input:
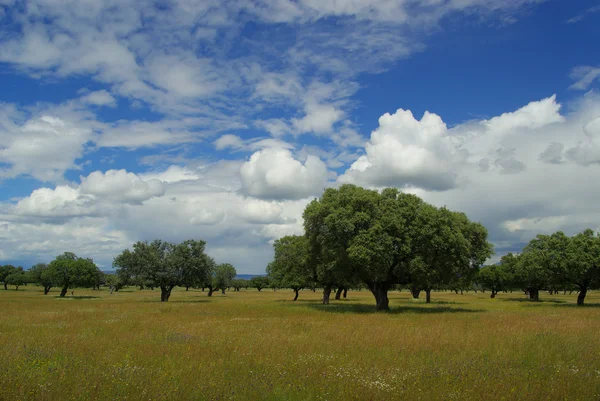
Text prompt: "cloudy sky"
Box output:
[[1, 0, 599, 272]]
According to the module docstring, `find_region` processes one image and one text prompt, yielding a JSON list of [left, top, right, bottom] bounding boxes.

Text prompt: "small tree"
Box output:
[[114, 239, 213, 302], [478, 265, 508, 298], [561, 229, 600, 305], [46, 252, 101, 297], [267, 235, 312, 301], [28, 263, 54, 294], [214, 263, 236, 295], [0, 265, 18, 290], [250, 276, 269, 292], [231, 279, 247, 291], [6, 272, 26, 290]]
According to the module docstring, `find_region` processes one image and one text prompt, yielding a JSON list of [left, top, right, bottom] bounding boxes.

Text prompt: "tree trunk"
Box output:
[[343, 288, 348, 298], [293, 288, 299, 301], [490, 289, 497, 298], [529, 288, 539, 301], [208, 287, 214, 297], [410, 286, 421, 299], [160, 286, 174, 302], [3, 283, 7, 290], [577, 286, 588, 306], [15, 285, 19, 290], [44, 286, 51, 295], [186, 286, 189, 291], [368, 282, 390, 311], [322, 285, 332, 305], [425, 288, 432, 304], [221, 288, 226, 295], [60, 285, 68, 297], [335, 287, 343, 300], [139, 285, 144, 290]]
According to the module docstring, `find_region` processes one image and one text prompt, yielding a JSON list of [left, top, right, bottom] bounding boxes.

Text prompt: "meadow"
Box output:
[[1, 287, 599, 401]]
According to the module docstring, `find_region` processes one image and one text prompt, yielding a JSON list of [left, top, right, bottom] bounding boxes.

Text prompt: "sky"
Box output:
[[1, 0, 600, 273]]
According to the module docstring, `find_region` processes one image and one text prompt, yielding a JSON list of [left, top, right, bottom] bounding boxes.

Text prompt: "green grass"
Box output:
[[1, 287, 600, 401]]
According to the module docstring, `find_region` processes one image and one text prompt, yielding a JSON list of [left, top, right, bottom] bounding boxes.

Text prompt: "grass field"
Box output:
[[1, 287, 600, 401]]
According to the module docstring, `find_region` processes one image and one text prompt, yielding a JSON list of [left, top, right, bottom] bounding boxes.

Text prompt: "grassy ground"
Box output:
[[1, 286, 599, 401]]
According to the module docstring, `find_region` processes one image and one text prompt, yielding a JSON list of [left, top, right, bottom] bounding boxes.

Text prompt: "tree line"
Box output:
[[477, 229, 600, 305], [3, 185, 598, 308], [266, 184, 599, 309]]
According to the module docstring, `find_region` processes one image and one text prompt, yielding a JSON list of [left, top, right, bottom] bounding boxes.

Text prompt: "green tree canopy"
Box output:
[[267, 235, 313, 301], [113, 239, 214, 302], [46, 252, 101, 297]]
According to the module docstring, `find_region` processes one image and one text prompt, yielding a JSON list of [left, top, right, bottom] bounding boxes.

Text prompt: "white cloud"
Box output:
[[339, 108, 462, 190], [240, 148, 328, 200], [214, 134, 244, 150], [140, 165, 201, 183], [79, 169, 165, 204], [0, 114, 92, 181], [80, 90, 116, 107], [12, 186, 94, 219], [570, 66, 600, 90], [292, 103, 344, 134]]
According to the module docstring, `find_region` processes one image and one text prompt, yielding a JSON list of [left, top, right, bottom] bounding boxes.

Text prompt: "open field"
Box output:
[[1, 287, 600, 401]]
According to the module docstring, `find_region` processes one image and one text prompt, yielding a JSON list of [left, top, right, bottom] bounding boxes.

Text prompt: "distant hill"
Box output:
[[235, 274, 265, 280]]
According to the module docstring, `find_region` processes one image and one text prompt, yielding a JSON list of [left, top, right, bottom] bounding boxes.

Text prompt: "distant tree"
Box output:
[[0, 265, 18, 290], [105, 274, 125, 292], [27, 263, 54, 294], [231, 279, 247, 291], [478, 265, 508, 298], [213, 263, 236, 295], [267, 235, 312, 301], [6, 271, 26, 290], [250, 276, 269, 292], [46, 252, 101, 297], [114, 239, 213, 302]]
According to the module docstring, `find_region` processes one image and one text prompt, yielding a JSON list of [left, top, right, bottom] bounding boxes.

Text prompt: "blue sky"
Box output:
[[0, 0, 599, 273]]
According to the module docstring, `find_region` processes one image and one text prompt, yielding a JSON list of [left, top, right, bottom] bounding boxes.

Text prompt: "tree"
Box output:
[[105, 274, 125, 292], [114, 239, 213, 302], [478, 265, 507, 298], [267, 235, 313, 301], [6, 271, 26, 290], [28, 263, 54, 294], [231, 279, 248, 291], [409, 206, 492, 303], [250, 276, 269, 292], [213, 263, 236, 295], [0, 265, 18, 290], [561, 229, 600, 305], [46, 252, 101, 297], [304, 185, 413, 310], [514, 232, 569, 301]]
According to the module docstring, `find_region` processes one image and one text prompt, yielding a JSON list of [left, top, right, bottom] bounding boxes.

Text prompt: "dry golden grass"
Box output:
[[1, 286, 600, 401]]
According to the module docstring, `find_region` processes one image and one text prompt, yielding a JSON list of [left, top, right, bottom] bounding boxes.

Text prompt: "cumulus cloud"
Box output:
[[12, 186, 95, 219], [240, 148, 328, 200], [0, 114, 92, 181], [80, 90, 117, 107], [79, 169, 165, 204], [339, 108, 462, 190]]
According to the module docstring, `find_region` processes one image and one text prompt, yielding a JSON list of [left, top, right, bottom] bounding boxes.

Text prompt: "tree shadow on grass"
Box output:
[[549, 303, 600, 308], [292, 301, 484, 314], [54, 296, 100, 300], [170, 299, 210, 303], [501, 297, 566, 304]]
